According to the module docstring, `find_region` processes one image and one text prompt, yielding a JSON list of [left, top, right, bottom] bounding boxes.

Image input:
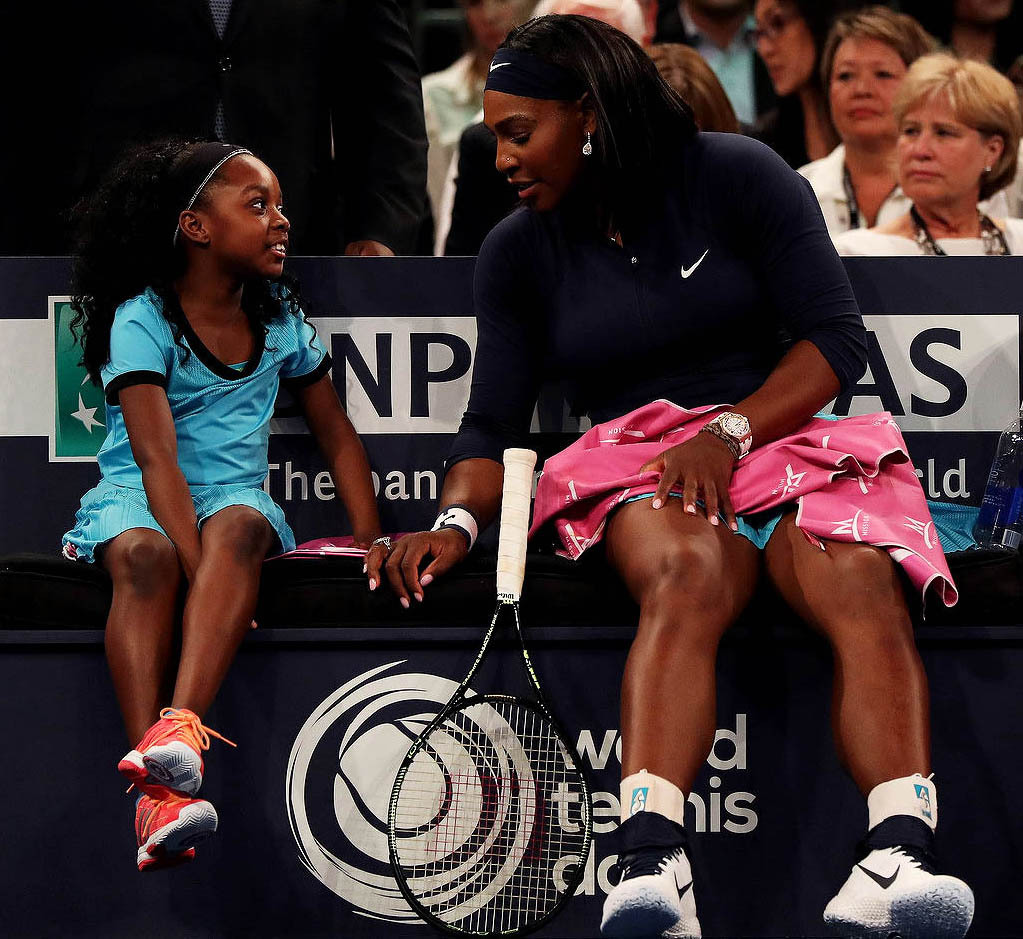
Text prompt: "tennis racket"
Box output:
[[388, 448, 593, 937]]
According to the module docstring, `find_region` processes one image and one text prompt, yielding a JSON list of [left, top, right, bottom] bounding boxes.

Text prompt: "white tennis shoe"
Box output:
[[824, 844, 974, 938], [601, 843, 701, 938]]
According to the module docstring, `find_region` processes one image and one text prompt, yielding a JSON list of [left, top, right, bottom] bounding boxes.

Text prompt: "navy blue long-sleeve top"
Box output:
[[448, 133, 867, 466]]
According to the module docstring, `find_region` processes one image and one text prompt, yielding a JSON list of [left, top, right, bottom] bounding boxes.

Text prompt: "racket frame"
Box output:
[[387, 449, 593, 937]]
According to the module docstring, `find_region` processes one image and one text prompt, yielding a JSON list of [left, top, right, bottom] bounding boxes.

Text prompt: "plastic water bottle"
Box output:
[[973, 416, 1023, 550]]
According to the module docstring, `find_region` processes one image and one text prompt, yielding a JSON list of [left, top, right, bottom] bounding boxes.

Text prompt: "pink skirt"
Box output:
[[530, 400, 956, 607]]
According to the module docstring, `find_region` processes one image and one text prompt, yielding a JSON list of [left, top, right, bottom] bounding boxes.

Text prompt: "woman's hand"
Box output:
[[639, 431, 739, 531], [356, 537, 393, 592], [384, 529, 470, 609]]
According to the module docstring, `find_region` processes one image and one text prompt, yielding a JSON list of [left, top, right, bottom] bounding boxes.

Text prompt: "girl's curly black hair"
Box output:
[[70, 138, 307, 384]]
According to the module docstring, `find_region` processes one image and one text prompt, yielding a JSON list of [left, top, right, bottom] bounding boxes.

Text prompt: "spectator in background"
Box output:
[[648, 43, 742, 132], [901, 0, 1023, 75], [636, 0, 661, 43], [835, 54, 1023, 255], [752, 0, 850, 168], [799, 7, 936, 235], [39, 1, 428, 257], [422, 1, 536, 222], [1009, 54, 1023, 107], [532, 0, 648, 38], [439, 0, 647, 254], [654, 0, 774, 126]]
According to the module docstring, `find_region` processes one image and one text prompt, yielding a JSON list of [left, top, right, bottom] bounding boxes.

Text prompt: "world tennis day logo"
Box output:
[[286, 661, 470, 923], [286, 661, 587, 925], [52, 297, 106, 459]]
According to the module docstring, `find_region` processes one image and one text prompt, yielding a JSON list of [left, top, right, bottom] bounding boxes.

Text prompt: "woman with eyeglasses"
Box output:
[[751, 0, 849, 168], [835, 53, 1023, 256]]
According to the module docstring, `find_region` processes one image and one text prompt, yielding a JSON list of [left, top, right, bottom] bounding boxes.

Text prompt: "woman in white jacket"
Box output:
[[835, 53, 1023, 256], [798, 6, 936, 235]]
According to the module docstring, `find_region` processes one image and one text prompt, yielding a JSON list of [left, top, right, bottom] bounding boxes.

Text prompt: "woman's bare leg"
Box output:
[[763, 514, 930, 794], [606, 499, 760, 793]]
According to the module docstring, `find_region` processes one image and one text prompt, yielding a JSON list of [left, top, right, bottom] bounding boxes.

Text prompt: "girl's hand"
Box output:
[[384, 529, 469, 610], [639, 432, 739, 531], [360, 537, 393, 592]]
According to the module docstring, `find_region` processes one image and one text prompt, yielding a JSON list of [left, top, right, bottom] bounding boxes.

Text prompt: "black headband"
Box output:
[[484, 48, 586, 100], [169, 142, 252, 244]]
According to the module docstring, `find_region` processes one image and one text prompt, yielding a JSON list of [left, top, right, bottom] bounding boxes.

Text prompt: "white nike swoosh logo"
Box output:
[[490, 62, 511, 72], [680, 249, 709, 279]]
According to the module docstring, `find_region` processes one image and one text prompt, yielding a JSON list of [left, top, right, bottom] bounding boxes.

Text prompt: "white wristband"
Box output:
[[432, 504, 479, 551]]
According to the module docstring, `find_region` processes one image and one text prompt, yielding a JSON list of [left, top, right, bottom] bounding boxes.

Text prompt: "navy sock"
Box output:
[[616, 812, 688, 856], [858, 815, 936, 871]]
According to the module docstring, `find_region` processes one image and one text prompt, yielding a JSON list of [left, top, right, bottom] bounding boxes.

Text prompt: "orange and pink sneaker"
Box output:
[[119, 707, 235, 797], [135, 786, 218, 872]]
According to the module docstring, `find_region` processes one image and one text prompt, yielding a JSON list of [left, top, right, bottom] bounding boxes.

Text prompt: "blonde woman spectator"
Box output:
[[648, 43, 742, 132], [835, 53, 1023, 255], [423, 1, 536, 219], [799, 7, 936, 235]]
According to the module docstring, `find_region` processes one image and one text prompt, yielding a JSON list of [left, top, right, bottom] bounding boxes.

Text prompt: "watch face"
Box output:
[[720, 413, 750, 439]]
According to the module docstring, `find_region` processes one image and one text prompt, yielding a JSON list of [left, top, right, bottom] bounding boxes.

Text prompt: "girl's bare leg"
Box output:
[[170, 506, 273, 717], [102, 528, 182, 743]]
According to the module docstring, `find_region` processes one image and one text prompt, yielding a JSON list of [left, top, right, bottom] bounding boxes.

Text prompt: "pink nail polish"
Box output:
[[652, 498, 662, 509], [686, 504, 696, 514], [369, 578, 377, 591], [362, 563, 367, 574], [421, 574, 434, 587], [400, 597, 410, 609], [710, 515, 719, 526]]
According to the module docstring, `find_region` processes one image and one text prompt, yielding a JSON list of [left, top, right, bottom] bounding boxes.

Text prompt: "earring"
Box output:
[[582, 131, 593, 157], [984, 165, 992, 173]]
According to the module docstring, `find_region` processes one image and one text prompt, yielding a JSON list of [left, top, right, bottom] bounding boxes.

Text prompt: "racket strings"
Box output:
[[393, 698, 589, 933]]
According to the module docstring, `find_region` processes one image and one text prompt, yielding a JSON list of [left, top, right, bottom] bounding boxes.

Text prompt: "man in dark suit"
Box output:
[[655, 0, 774, 126], [15, 0, 427, 256]]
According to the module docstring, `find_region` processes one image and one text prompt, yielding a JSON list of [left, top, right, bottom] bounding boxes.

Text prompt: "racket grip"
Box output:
[[496, 448, 537, 601]]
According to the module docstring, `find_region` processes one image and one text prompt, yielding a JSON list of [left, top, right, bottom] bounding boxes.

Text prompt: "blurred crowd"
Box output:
[[3, 0, 1022, 258]]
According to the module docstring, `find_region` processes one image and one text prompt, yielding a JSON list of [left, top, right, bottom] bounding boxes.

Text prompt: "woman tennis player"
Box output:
[[380, 14, 973, 939]]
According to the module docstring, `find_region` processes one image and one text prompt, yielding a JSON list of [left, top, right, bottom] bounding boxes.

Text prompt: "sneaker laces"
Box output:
[[617, 844, 687, 881], [154, 707, 237, 751], [888, 843, 937, 874]]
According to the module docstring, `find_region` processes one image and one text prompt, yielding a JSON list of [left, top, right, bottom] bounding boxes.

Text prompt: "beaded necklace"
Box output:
[[910, 205, 1011, 256]]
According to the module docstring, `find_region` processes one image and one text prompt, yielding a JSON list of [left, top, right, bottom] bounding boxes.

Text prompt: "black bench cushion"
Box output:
[[1, 548, 1020, 631]]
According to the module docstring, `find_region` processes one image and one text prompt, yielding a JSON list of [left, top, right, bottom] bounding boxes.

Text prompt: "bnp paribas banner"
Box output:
[[0, 257, 1020, 555], [52, 297, 107, 459]]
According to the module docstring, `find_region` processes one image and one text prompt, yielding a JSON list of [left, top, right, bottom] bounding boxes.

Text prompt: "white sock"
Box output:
[[867, 773, 937, 831], [620, 769, 685, 826]]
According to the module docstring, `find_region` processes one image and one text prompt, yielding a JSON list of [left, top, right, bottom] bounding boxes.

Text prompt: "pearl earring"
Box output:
[[582, 131, 593, 157], [984, 165, 992, 173]]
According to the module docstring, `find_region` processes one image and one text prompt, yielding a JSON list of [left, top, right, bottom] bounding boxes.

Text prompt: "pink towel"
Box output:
[[530, 399, 956, 607]]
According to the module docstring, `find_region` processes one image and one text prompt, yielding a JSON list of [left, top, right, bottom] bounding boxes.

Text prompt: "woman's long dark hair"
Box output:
[[500, 14, 697, 232], [70, 138, 305, 384]]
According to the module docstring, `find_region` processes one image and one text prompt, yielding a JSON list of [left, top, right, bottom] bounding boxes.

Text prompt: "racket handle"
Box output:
[[497, 448, 537, 601]]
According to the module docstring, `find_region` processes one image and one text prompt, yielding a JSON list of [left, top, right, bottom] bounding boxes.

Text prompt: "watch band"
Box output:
[[699, 421, 742, 460]]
